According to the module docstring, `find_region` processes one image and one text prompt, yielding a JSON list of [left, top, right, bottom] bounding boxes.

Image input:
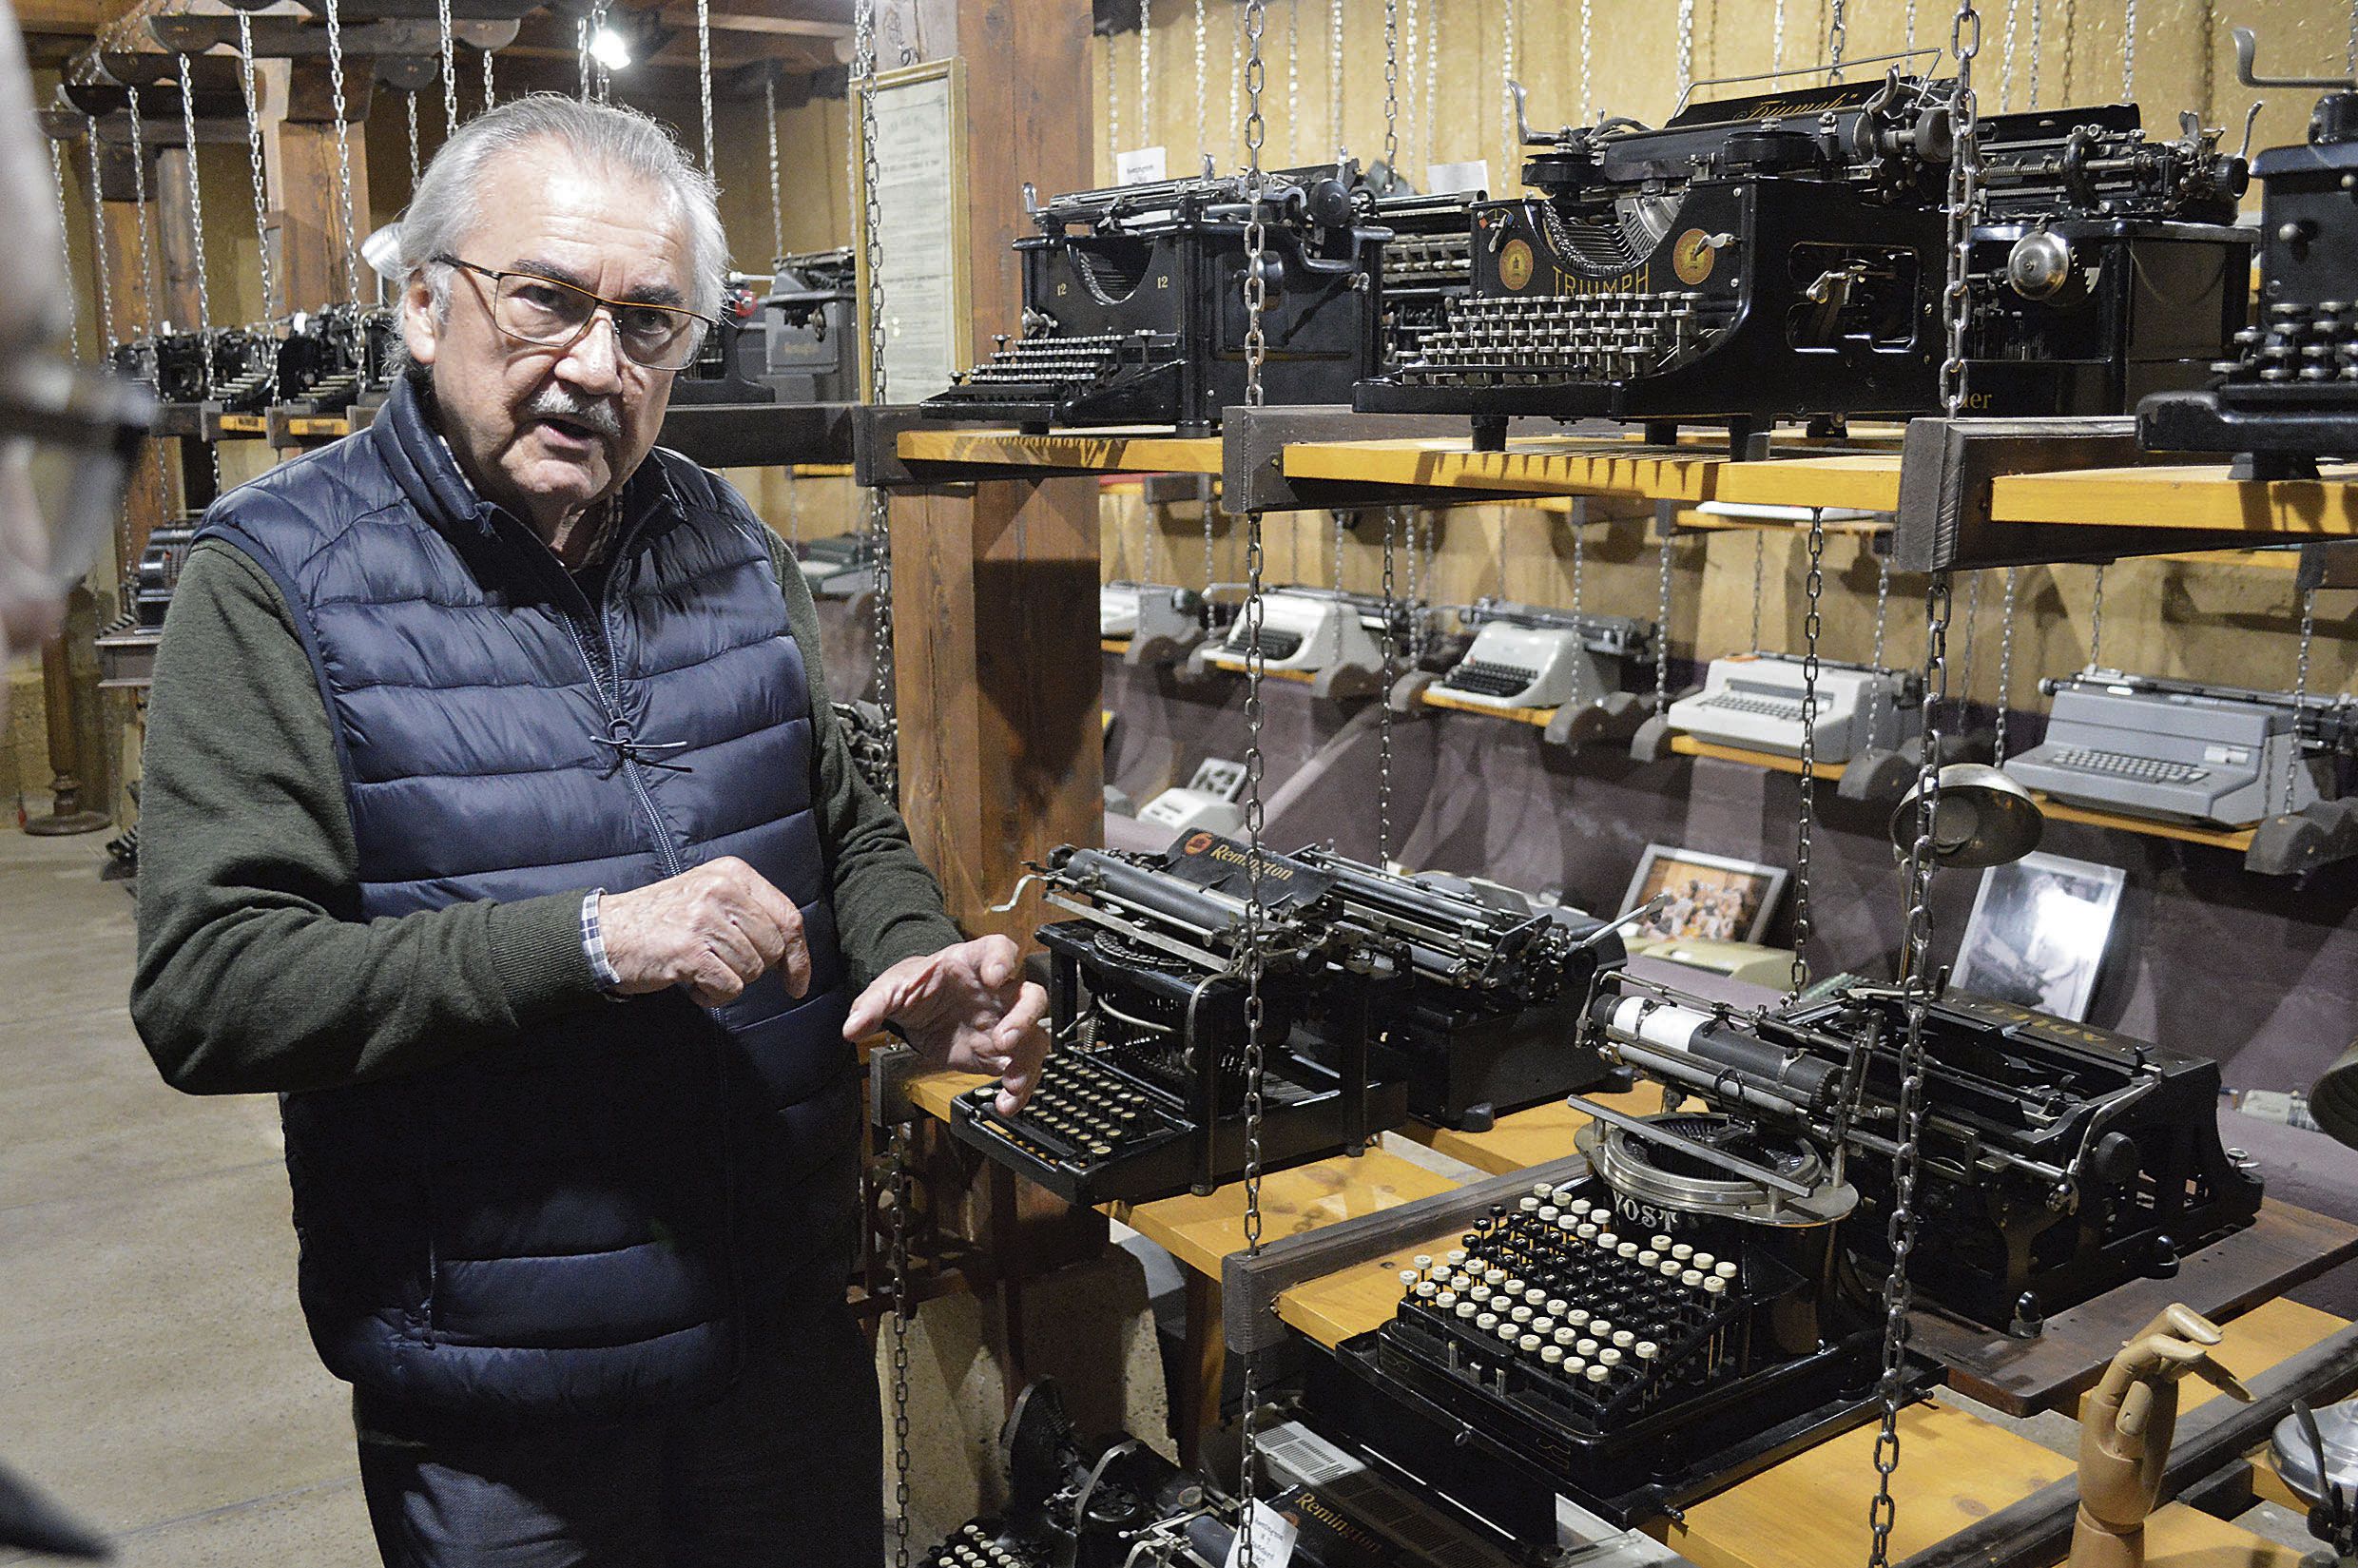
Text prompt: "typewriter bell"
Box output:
[[1889, 763, 2045, 868], [2005, 230, 2076, 301]]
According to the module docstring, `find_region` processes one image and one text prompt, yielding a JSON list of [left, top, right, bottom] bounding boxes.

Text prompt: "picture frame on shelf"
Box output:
[[1953, 851, 2126, 1023], [1619, 844, 1788, 945]]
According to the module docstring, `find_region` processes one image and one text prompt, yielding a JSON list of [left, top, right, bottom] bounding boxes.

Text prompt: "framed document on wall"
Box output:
[[851, 58, 971, 404]]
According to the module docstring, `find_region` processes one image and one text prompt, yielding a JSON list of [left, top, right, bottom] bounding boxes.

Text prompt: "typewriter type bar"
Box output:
[[1358, 75, 2250, 453], [2140, 36, 2358, 477], [921, 165, 1391, 433]]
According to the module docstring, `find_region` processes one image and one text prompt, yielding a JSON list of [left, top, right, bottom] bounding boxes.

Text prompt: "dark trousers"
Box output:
[[354, 1300, 882, 1568]]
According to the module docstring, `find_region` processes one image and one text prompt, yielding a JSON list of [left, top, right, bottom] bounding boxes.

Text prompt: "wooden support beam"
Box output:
[[274, 67, 373, 311], [885, 0, 1098, 943]]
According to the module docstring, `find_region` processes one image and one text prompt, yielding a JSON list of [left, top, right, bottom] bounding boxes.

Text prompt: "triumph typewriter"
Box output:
[[1359, 70, 2250, 452], [920, 164, 1390, 433], [273, 305, 397, 416], [1664, 652, 1922, 763], [2140, 31, 2358, 477], [2007, 668, 2357, 827], [916, 1381, 1227, 1568], [1429, 597, 1652, 711]]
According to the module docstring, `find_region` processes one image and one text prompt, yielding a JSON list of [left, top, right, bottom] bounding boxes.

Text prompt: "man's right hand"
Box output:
[[599, 856, 811, 1006]]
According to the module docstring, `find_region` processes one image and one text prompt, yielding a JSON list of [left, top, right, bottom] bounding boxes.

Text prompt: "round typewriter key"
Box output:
[[1531, 1318, 1555, 1336], [1435, 1290, 1457, 1307], [1541, 1345, 1565, 1366], [1538, 1206, 1559, 1221], [1613, 1329, 1635, 1348], [1576, 1337, 1598, 1357], [1671, 1243, 1693, 1261], [1692, 1252, 1715, 1271], [1556, 1214, 1578, 1232], [1415, 1281, 1439, 1299], [1714, 1260, 1738, 1280], [1680, 1269, 1704, 1287], [1585, 1365, 1612, 1384], [1616, 1242, 1639, 1260], [1651, 1234, 1672, 1250], [1569, 1198, 1594, 1217], [1413, 1254, 1433, 1271], [1596, 1231, 1618, 1249], [1523, 1288, 1547, 1307], [1470, 1284, 1492, 1303], [1533, 1181, 1554, 1196], [1496, 1323, 1518, 1343], [1703, 1276, 1728, 1296], [1477, 1311, 1498, 1329], [1447, 1248, 1467, 1265], [1565, 1307, 1591, 1327], [1636, 1342, 1659, 1362], [1483, 1268, 1506, 1286], [1510, 1305, 1533, 1324], [1518, 1196, 1539, 1212], [1519, 1333, 1541, 1352], [1590, 1319, 1613, 1337], [1598, 1347, 1623, 1367], [1576, 1223, 1599, 1242], [1638, 1249, 1660, 1267], [1456, 1301, 1478, 1319]]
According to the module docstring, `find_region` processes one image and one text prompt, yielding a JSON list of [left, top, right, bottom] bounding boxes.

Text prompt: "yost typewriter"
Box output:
[[1426, 597, 1653, 712], [951, 837, 1410, 1206], [1360, 69, 2250, 452], [273, 305, 397, 416], [2141, 31, 2358, 477], [1664, 652, 1922, 763], [2007, 668, 2357, 828], [921, 164, 1390, 433], [917, 1381, 1227, 1568]]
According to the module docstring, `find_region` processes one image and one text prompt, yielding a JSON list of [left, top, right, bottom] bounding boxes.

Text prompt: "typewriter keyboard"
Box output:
[[1387, 1184, 1750, 1423], [918, 1522, 1035, 1568], [2045, 745, 2209, 785], [1688, 690, 1807, 721], [959, 1052, 1187, 1165], [2218, 300, 2358, 390], [1441, 659, 1540, 698], [950, 333, 1125, 392], [1401, 291, 1713, 383], [1221, 626, 1305, 662]]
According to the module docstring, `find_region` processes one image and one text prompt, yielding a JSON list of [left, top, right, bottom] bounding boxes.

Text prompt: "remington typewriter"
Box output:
[[1195, 587, 1405, 691], [921, 164, 1390, 433], [1360, 70, 2250, 452], [1665, 652, 1922, 763], [2141, 31, 2358, 477], [1430, 597, 1652, 711], [273, 305, 397, 416], [917, 1381, 1227, 1568], [2007, 668, 2357, 827]]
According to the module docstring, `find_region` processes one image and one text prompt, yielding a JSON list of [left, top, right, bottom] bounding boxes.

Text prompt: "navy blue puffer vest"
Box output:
[[198, 376, 853, 1422]]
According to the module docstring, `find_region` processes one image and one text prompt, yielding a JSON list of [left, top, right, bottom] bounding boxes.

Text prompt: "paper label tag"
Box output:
[[1224, 1500, 1297, 1568], [1116, 145, 1169, 184], [1427, 158, 1492, 195]]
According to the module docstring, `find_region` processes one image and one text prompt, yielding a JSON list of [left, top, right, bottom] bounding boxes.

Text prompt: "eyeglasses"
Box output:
[[435, 255, 715, 372]]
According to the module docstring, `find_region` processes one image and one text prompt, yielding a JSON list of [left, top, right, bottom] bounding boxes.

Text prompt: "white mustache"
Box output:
[[525, 387, 622, 440]]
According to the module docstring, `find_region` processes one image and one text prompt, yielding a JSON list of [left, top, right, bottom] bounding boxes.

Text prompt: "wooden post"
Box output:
[[888, 0, 1100, 943], [276, 63, 374, 313]]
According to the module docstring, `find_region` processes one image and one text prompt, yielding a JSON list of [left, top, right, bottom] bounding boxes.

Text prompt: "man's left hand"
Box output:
[[842, 935, 1051, 1114]]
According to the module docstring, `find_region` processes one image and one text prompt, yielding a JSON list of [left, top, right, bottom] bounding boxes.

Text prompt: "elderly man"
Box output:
[[130, 94, 1048, 1566]]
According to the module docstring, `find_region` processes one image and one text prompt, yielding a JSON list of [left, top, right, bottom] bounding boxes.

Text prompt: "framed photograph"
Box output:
[[1619, 845, 1788, 944], [1953, 851, 2126, 1023], [850, 58, 972, 404]]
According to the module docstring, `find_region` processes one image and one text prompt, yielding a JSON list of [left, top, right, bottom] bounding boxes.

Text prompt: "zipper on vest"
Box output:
[[559, 608, 691, 882]]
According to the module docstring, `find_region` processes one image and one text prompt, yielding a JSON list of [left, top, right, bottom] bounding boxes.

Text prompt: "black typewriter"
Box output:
[[273, 305, 397, 416], [917, 1382, 1226, 1568], [1373, 189, 1480, 371], [148, 326, 277, 412], [674, 252, 860, 408], [921, 163, 1390, 433], [97, 519, 199, 688], [2141, 31, 2358, 477], [1360, 70, 2249, 452]]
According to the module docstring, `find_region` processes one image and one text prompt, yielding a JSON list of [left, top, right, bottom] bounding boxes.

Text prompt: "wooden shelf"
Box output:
[[1198, 653, 1321, 685], [1278, 433, 1903, 513], [1419, 687, 1557, 726], [897, 424, 1224, 476], [1668, 733, 1850, 781], [1401, 1085, 1672, 1176], [1100, 637, 1132, 655], [2031, 794, 2259, 852], [1107, 1148, 1458, 1279], [1989, 461, 2358, 537]]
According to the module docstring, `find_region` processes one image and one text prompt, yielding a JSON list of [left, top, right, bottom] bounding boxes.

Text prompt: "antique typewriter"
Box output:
[[1100, 580, 1208, 650], [1665, 652, 1922, 763], [797, 532, 876, 600], [273, 305, 397, 416], [1133, 757, 1249, 838], [1196, 587, 1404, 688], [2141, 32, 2358, 477], [1430, 597, 1652, 711], [1374, 189, 1480, 371], [759, 249, 860, 402], [1360, 71, 2249, 452], [95, 520, 197, 689], [921, 164, 1390, 433], [2007, 668, 2357, 827], [916, 1382, 1227, 1568], [145, 327, 277, 412]]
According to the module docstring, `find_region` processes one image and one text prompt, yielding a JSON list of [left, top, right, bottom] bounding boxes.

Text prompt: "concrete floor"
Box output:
[[0, 827, 377, 1565]]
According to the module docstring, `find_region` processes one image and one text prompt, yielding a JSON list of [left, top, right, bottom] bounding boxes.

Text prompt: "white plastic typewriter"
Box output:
[[1202, 587, 1389, 678], [1666, 652, 1923, 763], [1132, 758, 1250, 837], [1433, 599, 1650, 710]]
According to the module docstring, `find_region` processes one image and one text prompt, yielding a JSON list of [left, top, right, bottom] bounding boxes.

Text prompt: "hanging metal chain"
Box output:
[[1239, 3, 1272, 1558], [83, 121, 115, 354], [1956, 571, 1982, 727], [1141, 490, 1159, 582], [1203, 486, 1216, 589], [2120, 0, 2136, 101], [177, 55, 215, 377], [482, 45, 495, 109], [1790, 510, 1826, 997], [1193, 0, 1208, 163], [1106, 27, 1122, 166], [2027, 0, 2044, 106], [407, 91, 423, 190], [1774, 0, 1788, 78], [1139, 0, 1152, 146], [2283, 588, 2318, 816], [1579, 0, 1595, 122], [577, 16, 591, 100], [124, 87, 160, 339], [1331, 510, 1346, 591], [1329, 0, 1344, 160], [1993, 567, 2020, 763], [1417, 514, 1436, 663], [590, 2, 614, 99], [1421, 7, 1438, 177], [237, 11, 279, 333], [1907, 0, 1920, 51], [2086, 564, 2107, 670], [1749, 532, 1767, 651], [854, 0, 898, 807], [48, 138, 78, 358], [1828, 0, 1849, 77], [2000, 0, 2020, 106], [1676, 0, 1696, 95], [1654, 531, 1674, 711], [697, 0, 717, 175], [325, 0, 362, 304], [1867, 554, 1892, 748], [1287, 0, 1302, 163], [436, 0, 458, 137], [1400, 0, 1416, 177], [2059, 0, 2077, 100], [2348, 0, 2358, 81], [1379, 509, 1398, 861], [1494, 512, 1508, 603], [764, 73, 785, 260], [1500, 0, 1517, 186], [1567, 504, 1588, 710], [1383, 0, 1401, 180], [877, 1117, 915, 1568]]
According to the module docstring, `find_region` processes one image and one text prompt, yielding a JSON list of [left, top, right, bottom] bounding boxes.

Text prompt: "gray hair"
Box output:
[[396, 93, 726, 322]]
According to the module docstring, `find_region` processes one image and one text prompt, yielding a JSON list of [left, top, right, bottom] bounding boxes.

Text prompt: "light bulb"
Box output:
[[589, 26, 631, 70]]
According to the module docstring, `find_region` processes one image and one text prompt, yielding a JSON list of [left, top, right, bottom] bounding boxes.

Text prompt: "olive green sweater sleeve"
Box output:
[[129, 540, 601, 1094], [758, 525, 964, 984]]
